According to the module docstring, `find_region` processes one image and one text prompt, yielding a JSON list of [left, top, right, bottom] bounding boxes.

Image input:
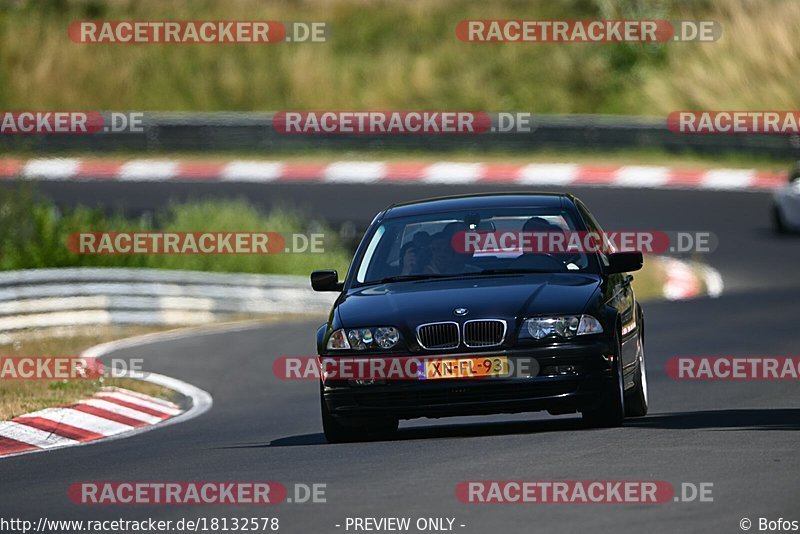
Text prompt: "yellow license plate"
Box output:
[[424, 356, 508, 380]]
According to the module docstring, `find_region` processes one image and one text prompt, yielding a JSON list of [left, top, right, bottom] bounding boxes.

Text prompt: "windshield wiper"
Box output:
[[361, 269, 555, 286], [473, 268, 556, 276], [360, 274, 455, 286]]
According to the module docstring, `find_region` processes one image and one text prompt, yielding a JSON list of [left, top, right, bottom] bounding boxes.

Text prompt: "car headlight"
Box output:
[[348, 328, 373, 349], [327, 328, 351, 350], [521, 315, 603, 340], [326, 327, 401, 350], [374, 326, 401, 349]]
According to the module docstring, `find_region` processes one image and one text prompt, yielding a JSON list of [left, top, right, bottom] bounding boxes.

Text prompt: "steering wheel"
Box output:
[[511, 252, 569, 272]]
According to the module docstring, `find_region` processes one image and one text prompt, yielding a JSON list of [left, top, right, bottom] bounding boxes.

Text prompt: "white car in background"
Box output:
[[772, 163, 800, 233]]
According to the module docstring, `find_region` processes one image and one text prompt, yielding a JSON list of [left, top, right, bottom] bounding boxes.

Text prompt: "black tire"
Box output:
[[773, 204, 788, 235], [582, 329, 625, 428], [624, 330, 648, 417], [320, 387, 398, 443]]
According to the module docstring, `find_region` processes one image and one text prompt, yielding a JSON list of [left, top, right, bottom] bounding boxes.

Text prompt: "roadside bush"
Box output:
[[0, 186, 351, 275]]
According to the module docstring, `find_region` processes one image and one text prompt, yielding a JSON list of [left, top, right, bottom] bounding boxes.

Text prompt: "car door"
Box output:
[[575, 200, 639, 376]]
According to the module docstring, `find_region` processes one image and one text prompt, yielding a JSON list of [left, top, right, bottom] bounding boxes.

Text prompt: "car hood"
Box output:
[[337, 273, 601, 328]]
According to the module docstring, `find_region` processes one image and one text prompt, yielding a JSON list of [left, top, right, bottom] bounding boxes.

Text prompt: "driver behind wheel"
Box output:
[[423, 222, 470, 275]]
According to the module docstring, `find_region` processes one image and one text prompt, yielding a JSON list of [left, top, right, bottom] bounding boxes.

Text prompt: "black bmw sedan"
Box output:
[[311, 193, 648, 443]]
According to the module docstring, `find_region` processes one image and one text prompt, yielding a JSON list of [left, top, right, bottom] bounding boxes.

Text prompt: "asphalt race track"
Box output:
[[1, 183, 799, 533]]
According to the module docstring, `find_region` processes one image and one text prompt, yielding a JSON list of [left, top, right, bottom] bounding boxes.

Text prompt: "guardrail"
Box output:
[[0, 268, 336, 332], [1, 112, 796, 158]]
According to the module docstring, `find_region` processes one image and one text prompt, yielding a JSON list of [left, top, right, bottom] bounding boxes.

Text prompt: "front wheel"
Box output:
[[624, 332, 649, 417], [773, 204, 788, 234], [582, 331, 625, 428]]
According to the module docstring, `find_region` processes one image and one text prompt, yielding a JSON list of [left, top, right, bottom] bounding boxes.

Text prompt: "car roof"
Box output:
[[383, 192, 573, 219]]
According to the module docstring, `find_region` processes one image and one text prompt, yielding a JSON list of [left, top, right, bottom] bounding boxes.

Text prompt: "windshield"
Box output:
[[353, 207, 598, 285]]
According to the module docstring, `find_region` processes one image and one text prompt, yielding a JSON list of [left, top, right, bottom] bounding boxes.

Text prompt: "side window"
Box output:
[[575, 201, 610, 268]]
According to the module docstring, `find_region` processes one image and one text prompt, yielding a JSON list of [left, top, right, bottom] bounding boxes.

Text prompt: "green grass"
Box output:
[[0, 326, 180, 419], [0, 185, 352, 275], [0, 0, 797, 116]]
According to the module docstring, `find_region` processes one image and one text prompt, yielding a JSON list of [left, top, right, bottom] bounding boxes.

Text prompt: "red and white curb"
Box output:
[[0, 387, 181, 457], [661, 257, 724, 301], [0, 327, 216, 460], [0, 158, 787, 191]]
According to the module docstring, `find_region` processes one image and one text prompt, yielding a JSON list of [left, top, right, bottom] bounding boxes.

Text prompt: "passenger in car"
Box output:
[[424, 222, 470, 275]]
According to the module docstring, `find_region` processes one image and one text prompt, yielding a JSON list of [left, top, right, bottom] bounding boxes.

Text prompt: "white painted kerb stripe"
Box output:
[[324, 161, 386, 183], [96, 391, 181, 416], [77, 398, 164, 424], [422, 163, 483, 184], [0, 421, 79, 448], [22, 159, 80, 180], [701, 169, 755, 190], [27, 407, 134, 435], [517, 164, 578, 185], [220, 161, 283, 182], [615, 166, 671, 187], [119, 161, 180, 181]]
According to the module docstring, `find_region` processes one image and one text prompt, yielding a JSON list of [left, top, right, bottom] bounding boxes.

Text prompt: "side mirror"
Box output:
[[606, 252, 643, 274], [311, 270, 343, 292]]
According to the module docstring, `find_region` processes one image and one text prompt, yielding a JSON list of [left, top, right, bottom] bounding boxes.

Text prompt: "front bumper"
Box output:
[[321, 339, 616, 420]]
